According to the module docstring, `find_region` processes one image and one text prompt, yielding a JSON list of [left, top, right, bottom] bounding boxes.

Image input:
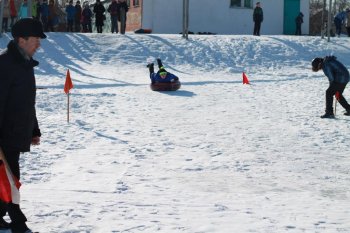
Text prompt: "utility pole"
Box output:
[[321, 0, 326, 39], [182, 0, 189, 40], [327, 0, 332, 42]]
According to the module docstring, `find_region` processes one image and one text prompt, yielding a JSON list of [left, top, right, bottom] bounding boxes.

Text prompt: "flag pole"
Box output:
[[334, 97, 337, 116], [334, 92, 340, 116], [64, 69, 73, 123], [67, 93, 70, 123]]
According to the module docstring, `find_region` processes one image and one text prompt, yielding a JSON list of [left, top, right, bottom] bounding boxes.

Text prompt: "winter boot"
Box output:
[[320, 112, 335, 119], [147, 63, 154, 74], [157, 58, 163, 69], [344, 109, 350, 116]]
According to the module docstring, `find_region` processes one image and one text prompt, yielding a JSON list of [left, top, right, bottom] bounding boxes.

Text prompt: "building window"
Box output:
[[133, 0, 139, 6], [230, 0, 252, 8], [244, 0, 252, 8], [230, 0, 241, 7]]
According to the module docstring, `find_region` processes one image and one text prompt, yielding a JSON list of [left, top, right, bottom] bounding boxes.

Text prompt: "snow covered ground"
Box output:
[[1, 33, 350, 233]]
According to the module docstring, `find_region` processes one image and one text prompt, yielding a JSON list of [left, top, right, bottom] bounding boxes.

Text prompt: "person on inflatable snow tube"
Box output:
[[147, 58, 181, 91]]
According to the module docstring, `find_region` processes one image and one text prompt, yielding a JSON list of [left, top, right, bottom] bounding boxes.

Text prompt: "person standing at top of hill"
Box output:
[[74, 1, 82, 32], [118, 0, 128, 34], [65, 0, 76, 32], [18, 0, 28, 19], [334, 8, 350, 37], [47, 0, 58, 32], [312, 56, 350, 119], [107, 0, 119, 33], [295, 12, 304, 35], [346, 9, 350, 37], [82, 2, 93, 32], [93, 0, 106, 33], [253, 1, 263, 36]]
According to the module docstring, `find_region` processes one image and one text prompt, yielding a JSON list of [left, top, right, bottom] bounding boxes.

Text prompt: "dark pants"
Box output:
[[83, 22, 92, 32], [347, 27, 350, 37], [0, 148, 28, 231], [334, 17, 342, 36], [325, 82, 350, 114], [295, 24, 302, 35], [253, 21, 261, 36], [120, 9, 126, 34], [67, 19, 74, 32], [75, 20, 81, 32], [110, 15, 118, 33], [2, 18, 8, 32]]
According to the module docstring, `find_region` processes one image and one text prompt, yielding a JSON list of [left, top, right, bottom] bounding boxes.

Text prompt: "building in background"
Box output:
[[141, 0, 310, 35]]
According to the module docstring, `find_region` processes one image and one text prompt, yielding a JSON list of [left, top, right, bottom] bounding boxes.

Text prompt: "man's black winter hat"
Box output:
[[12, 18, 47, 39], [312, 57, 323, 70]]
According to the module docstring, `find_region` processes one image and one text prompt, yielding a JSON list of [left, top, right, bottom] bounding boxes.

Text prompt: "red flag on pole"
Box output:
[[243, 72, 250, 84], [64, 69, 74, 94], [0, 148, 21, 204]]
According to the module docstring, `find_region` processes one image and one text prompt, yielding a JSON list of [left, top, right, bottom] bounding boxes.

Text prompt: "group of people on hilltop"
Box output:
[[107, 0, 128, 34], [65, 0, 128, 33], [1, 0, 129, 34], [1, 0, 60, 32]]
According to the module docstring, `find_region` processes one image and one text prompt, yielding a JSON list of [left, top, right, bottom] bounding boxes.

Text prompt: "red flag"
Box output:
[[0, 150, 21, 204], [64, 69, 74, 94], [0, 161, 12, 203], [243, 72, 250, 84], [335, 91, 340, 101]]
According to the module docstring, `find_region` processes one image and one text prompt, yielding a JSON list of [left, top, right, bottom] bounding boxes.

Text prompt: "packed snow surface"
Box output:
[[1, 33, 350, 232]]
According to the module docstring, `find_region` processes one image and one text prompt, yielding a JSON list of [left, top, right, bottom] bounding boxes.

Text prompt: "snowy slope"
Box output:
[[1, 33, 350, 232]]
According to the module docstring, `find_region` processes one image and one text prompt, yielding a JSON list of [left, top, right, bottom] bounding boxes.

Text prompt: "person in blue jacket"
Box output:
[[65, 0, 76, 32], [312, 56, 350, 118], [40, 0, 49, 31], [334, 9, 350, 37], [147, 59, 179, 83]]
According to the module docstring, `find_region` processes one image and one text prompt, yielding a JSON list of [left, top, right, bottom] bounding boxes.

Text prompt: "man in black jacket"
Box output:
[[253, 2, 263, 36], [0, 18, 46, 233]]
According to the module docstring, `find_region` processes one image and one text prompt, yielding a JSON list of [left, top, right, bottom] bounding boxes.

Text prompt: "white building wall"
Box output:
[[142, 0, 309, 35], [300, 0, 310, 35]]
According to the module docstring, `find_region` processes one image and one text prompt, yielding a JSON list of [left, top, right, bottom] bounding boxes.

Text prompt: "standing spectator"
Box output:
[[74, 0, 82, 32], [333, 9, 349, 37], [107, 0, 118, 33], [295, 12, 303, 35], [312, 56, 350, 118], [0, 17, 45, 233], [18, 0, 28, 19], [40, 0, 49, 31], [82, 2, 92, 32], [2, 0, 10, 32], [31, 0, 38, 19], [253, 2, 263, 36], [118, 0, 128, 34], [9, 0, 18, 30], [47, 0, 57, 32], [65, 0, 75, 32], [346, 8, 350, 37], [93, 0, 105, 33], [32, 0, 41, 20]]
